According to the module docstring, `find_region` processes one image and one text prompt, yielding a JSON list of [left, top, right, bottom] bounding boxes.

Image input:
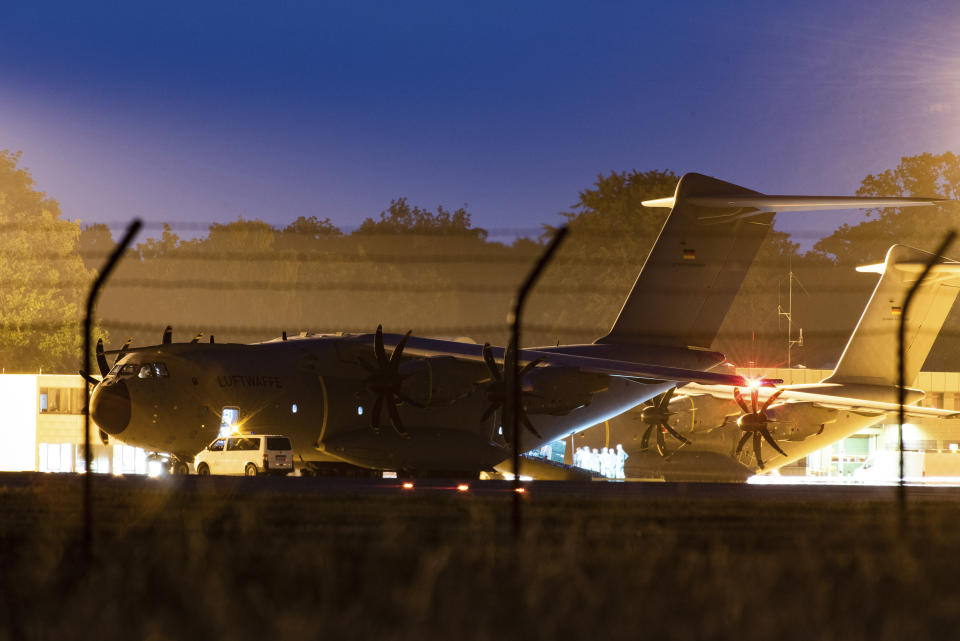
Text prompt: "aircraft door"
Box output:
[[220, 406, 240, 437]]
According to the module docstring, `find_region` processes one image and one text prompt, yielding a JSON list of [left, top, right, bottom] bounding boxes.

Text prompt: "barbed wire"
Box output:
[[0, 277, 893, 294], [5, 319, 960, 342]]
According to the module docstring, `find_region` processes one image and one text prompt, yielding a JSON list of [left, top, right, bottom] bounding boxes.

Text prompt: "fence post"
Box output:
[[84, 219, 142, 558]]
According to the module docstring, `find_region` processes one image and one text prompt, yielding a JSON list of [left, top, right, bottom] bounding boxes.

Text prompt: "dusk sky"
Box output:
[[1, 0, 958, 245]]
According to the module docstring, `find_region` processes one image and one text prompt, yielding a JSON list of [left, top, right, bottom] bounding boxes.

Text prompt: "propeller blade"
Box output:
[[640, 424, 654, 450], [389, 330, 412, 370], [374, 325, 387, 366], [656, 427, 666, 457], [759, 426, 788, 457], [760, 388, 785, 413], [282, 331, 287, 341], [396, 392, 425, 409], [482, 343, 501, 382], [733, 388, 750, 415], [659, 386, 676, 409], [386, 398, 410, 438], [98, 430, 109, 446], [162, 326, 172, 344], [79, 370, 100, 386], [115, 338, 132, 364], [371, 395, 384, 434], [518, 357, 543, 377], [209, 335, 215, 344], [520, 411, 542, 440], [661, 421, 691, 445], [750, 386, 759, 413], [753, 433, 764, 469], [95, 339, 109, 377], [736, 431, 751, 455], [190, 333, 202, 344], [480, 402, 498, 423]]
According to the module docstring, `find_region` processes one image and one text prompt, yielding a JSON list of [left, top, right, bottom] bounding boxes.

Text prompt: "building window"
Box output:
[[38, 388, 85, 414]]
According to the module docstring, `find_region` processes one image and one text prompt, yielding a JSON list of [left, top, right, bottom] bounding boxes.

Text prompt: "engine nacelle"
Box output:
[[765, 403, 838, 442], [666, 393, 741, 434], [522, 367, 610, 416], [399, 357, 483, 406]]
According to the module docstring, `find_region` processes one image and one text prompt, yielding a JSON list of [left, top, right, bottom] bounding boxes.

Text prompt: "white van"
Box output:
[[194, 434, 294, 476]]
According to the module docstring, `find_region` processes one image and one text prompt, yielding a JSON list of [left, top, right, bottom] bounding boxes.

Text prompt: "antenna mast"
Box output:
[[777, 269, 805, 368]]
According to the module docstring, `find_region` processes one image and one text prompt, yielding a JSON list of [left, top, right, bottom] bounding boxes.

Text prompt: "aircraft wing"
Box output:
[[676, 383, 960, 419], [370, 334, 765, 388]]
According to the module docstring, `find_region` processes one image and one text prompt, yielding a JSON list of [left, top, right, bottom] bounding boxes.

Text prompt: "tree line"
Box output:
[[3, 148, 960, 373]]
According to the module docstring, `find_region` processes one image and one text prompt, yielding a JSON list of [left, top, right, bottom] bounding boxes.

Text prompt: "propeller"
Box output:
[[733, 387, 787, 469], [357, 325, 423, 438], [478, 342, 543, 441], [639, 387, 690, 456], [80, 337, 133, 385], [162, 326, 172, 345]]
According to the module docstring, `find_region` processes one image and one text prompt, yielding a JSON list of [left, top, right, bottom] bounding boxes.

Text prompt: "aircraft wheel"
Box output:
[[173, 460, 189, 475], [245, 463, 258, 477], [197, 463, 210, 476]]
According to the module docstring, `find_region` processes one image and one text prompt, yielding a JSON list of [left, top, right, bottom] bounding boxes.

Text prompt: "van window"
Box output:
[[209, 439, 225, 452], [228, 437, 260, 451], [267, 437, 292, 451]]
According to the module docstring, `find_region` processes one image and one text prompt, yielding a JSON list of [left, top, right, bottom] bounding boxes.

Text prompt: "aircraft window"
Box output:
[[120, 364, 139, 376], [154, 362, 169, 377], [209, 439, 225, 452], [138, 365, 155, 379], [267, 437, 291, 451]]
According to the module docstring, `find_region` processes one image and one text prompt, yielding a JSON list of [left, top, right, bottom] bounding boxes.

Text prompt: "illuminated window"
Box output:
[[38, 388, 85, 414], [153, 362, 169, 377]]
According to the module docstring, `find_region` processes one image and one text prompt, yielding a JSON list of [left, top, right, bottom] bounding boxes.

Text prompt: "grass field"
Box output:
[[2, 473, 960, 640]]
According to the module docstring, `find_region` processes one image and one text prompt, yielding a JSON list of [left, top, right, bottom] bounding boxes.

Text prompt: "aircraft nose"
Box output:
[[91, 379, 131, 435]]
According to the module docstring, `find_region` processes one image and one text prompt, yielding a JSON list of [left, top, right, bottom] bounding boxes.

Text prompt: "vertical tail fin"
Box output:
[[596, 173, 773, 348], [822, 245, 960, 387]]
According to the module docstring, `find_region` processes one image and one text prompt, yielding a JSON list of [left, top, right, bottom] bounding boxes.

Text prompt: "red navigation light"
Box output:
[[514, 487, 526, 494]]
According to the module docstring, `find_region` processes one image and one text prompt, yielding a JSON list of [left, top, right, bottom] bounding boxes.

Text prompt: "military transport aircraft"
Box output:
[[589, 244, 960, 481], [85, 173, 950, 476]]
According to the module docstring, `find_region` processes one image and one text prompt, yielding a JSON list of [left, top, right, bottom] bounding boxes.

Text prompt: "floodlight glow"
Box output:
[[456, 484, 469, 492], [514, 487, 526, 494], [147, 460, 165, 477], [402, 482, 414, 490], [357, 406, 364, 416]]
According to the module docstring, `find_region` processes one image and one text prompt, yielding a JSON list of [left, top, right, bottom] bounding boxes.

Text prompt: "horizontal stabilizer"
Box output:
[[856, 261, 960, 278], [643, 194, 952, 212]]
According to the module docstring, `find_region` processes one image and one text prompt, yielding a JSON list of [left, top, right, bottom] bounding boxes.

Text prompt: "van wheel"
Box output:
[[197, 463, 210, 476], [245, 463, 258, 477]]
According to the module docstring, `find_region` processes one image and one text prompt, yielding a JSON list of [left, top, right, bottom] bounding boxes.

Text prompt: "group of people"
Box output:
[[573, 444, 628, 479]]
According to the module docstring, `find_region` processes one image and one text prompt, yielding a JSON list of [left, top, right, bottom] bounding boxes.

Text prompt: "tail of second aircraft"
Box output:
[[595, 174, 948, 353], [595, 173, 772, 350], [821, 244, 960, 389]]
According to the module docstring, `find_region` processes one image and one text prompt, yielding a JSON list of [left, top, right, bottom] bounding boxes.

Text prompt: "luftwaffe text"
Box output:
[[217, 375, 283, 389]]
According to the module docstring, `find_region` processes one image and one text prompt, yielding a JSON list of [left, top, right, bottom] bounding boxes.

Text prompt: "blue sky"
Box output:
[[1, 0, 958, 245]]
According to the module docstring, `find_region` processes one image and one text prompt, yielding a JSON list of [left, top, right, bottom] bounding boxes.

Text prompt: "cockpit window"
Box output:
[[116, 362, 170, 379]]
